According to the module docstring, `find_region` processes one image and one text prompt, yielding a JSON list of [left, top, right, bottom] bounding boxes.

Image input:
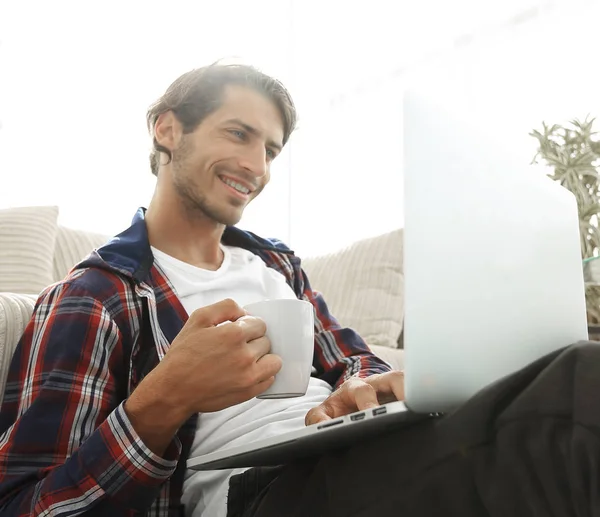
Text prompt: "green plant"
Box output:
[[531, 117, 600, 323]]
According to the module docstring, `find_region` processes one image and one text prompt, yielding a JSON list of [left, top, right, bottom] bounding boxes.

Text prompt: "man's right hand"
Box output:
[[124, 299, 282, 455]]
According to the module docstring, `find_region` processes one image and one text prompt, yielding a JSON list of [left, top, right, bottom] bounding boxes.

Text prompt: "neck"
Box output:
[[145, 188, 225, 271]]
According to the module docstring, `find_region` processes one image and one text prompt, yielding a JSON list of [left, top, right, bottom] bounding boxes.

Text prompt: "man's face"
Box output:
[[169, 85, 284, 226]]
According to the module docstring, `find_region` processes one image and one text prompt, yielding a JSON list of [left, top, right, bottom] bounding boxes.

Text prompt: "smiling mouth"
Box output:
[[219, 175, 252, 195]]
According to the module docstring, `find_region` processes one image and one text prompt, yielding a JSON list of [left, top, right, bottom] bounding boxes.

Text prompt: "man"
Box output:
[[0, 63, 400, 516], [1, 63, 599, 517]]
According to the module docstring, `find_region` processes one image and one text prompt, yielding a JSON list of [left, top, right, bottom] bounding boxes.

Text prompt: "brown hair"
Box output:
[[146, 62, 297, 175]]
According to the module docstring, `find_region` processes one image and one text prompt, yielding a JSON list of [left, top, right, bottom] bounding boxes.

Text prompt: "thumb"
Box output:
[[305, 404, 333, 427], [189, 298, 247, 328]]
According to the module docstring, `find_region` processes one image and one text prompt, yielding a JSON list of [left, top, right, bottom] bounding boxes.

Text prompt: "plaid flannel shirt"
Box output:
[[0, 208, 391, 517]]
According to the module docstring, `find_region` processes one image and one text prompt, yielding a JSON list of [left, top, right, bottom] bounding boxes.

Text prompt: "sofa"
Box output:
[[0, 206, 404, 403]]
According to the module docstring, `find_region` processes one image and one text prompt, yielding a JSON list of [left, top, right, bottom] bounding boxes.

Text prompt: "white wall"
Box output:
[[406, 0, 600, 170], [0, 0, 296, 236], [1, 0, 598, 256], [288, 77, 405, 257], [288, 0, 600, 256]]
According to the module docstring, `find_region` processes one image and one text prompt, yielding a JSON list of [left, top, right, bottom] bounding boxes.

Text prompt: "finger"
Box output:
[[248, 376, 277, 399], [255, 353, 282, 378], [246, 336, 272, 361], [235, 315, 268, 342], [190, 298, 246, 327], [305, 404, 332, 426], [388, 371, 405, 401], [367, 371, 405, 402], [350, 382, 380, 411]]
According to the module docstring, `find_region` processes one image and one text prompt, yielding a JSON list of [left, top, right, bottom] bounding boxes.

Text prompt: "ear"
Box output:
[[154, 111, 183, 152]]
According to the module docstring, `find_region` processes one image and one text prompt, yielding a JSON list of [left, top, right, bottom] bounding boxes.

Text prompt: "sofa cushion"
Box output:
[[301, 229, 404, 349], [53, 226, 110, 282], [0, 206, 59, 294], [369, 344, 404, 371], [0, 293, 36, 403]]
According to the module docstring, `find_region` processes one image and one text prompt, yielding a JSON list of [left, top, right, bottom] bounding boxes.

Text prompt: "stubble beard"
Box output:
[[171, 143, 244, 227]]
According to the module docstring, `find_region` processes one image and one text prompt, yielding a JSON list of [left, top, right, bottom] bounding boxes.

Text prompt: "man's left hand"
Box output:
[[305, 371, 404, 426]]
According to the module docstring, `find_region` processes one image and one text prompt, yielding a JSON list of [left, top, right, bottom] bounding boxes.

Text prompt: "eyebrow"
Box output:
[[223, 118, 283, 153]]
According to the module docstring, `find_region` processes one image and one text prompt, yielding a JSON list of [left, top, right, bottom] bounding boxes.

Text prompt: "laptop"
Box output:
[[187, 88, 589, 472]]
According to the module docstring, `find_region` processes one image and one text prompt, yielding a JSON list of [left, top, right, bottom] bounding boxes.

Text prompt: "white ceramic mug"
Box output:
[[244, 299, 314, 399]]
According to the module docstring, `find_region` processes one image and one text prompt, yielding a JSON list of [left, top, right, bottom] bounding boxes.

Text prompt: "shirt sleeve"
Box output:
[[300, 268, 392, 389], [0, 280, 180, 516]]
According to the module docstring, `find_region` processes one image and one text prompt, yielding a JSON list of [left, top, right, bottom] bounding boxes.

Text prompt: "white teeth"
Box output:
[[222, 177, 250, 194]]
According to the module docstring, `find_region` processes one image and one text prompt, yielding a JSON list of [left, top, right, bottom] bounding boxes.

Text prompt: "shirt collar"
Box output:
[[77, 207, 293, 283]]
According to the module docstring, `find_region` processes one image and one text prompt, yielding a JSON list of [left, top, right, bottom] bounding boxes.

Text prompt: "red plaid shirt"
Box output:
[[0, 208, 391, 516]]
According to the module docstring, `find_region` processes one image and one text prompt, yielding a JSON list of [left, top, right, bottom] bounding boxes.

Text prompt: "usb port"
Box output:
[[350, 412, 365, 421], [373, 407, 387, 416], [317, 419, 344, 430]]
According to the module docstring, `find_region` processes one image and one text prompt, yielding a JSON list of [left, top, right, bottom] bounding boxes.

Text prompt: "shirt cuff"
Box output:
[[83, 402, 181, 498]]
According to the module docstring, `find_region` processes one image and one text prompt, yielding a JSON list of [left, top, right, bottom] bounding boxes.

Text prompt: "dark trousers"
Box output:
[[227, 341, 600, 517]]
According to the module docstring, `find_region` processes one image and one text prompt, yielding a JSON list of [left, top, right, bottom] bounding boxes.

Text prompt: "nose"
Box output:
[[238, 144, 268, 179]]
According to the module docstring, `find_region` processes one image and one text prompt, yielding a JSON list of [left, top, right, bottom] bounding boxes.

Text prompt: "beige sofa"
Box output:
[[0, 206, 404, 403]]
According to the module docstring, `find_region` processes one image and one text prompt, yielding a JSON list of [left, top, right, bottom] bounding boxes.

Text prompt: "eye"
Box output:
[[266, 148, 276, 159], [229, 129, 246, 140]]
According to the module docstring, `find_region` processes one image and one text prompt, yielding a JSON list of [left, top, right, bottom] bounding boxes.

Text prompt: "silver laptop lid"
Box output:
[[402, 88, 588, 413]]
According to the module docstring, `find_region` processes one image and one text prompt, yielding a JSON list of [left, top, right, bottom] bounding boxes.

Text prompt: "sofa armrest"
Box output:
[[0, 293, 36, 403], [368, 344, 404, 371]]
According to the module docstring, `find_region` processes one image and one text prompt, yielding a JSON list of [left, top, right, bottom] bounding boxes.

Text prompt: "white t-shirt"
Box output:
[[151, 245, 333, 517], [152, 244, 297, 309]]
